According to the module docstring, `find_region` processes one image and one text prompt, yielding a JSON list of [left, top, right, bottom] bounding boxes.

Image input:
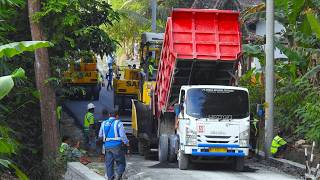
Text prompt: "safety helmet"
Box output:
[[87, 103, 95, 110]]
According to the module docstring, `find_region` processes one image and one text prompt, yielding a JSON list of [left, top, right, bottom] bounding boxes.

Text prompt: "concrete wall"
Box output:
[[64, 162, 104, 180]]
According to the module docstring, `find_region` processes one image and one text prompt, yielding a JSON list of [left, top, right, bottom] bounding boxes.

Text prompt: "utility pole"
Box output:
[[151, 0, 157, 32], [264, 0, 275, 158]]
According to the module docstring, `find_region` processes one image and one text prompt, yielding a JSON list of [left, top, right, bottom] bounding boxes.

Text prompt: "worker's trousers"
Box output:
[[105, 145, 126, 180], [107, 81, 112, 90]]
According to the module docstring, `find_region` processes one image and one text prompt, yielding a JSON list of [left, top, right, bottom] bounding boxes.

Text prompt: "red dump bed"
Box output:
[[155, 9, 242, 117]]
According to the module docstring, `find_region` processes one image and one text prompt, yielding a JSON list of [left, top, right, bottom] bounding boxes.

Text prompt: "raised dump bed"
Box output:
[[155, 8, 242, 116]]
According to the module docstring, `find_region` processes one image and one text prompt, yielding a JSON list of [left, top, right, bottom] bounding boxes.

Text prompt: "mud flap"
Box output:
[[168, 134, 179, 162]]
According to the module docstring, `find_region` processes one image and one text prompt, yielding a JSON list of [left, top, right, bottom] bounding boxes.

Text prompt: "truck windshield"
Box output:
[[186, 88, 249, 119]]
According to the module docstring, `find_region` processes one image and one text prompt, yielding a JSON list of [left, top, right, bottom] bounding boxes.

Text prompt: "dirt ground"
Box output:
[[59, 111, 86, 147], [283, 145, 320, 166]]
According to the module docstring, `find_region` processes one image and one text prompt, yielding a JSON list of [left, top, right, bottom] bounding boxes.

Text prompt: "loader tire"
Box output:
[[138, 141, 145, 156], [158, 134, 168, 163]]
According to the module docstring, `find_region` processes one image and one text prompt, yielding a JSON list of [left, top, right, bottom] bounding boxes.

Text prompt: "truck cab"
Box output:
[[176, 85, 250, 170]]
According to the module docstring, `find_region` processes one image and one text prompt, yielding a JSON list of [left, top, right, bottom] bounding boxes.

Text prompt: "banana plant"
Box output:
[[0, 68, 25, 100], [0, 41, 53, 180], [306, 10, 320, 39], [0, 41, 53, 58]]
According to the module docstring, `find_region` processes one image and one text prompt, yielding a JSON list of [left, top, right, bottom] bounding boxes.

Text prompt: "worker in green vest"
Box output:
[[148, 57, 155, 77], [84, 103, 95, 150], [270, 131, 287, 157], [59, 136, 71, 161]]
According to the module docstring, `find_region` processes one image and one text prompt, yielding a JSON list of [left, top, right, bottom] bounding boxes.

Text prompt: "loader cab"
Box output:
[[140, 32, 164, 81]]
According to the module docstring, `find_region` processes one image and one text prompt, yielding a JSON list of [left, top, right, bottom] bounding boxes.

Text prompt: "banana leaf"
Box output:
[[306, 10, 320, 39], [0, 68, 25, 100], [0, 41, 53, 58]]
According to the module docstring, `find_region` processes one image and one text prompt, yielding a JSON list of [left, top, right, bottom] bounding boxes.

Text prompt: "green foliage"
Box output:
[[0, 125, 28, 180], [242, 0, 320, 144], [306, 11, 320, 39], [106, 0, 194, 58], [35, 0, 119, 57], [0, 68, 25, 100], [0, 0, 25, 43], [239, 68, 264, 113], [288, 0, 305, 25], [275, 78, 320, 143], [0, 39, 53, 179], [0, 41, 53, 58], [242, 44, 265, 65], [0, 0, 24, 6]]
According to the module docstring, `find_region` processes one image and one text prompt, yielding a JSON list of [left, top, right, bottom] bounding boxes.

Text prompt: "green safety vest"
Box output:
[[98, 73, 103, 83], [59, 142, 70, 154], [84, 112, 94, 129], [148, 65, 154, 75], [270, 135, 287, 154]]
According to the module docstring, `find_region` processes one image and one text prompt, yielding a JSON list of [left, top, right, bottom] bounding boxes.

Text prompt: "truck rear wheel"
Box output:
[[159, 113, 175, 136], [234, 157, 245, 171], [178, 151, 189, 170], [158, 134, 168, 163]]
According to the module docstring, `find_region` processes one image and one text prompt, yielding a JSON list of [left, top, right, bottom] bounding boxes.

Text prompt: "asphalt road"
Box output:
[[64, 78, 298, 180], [126, 155, 298, 180], [64, 85, 113, 127], [63, 79, 133, 134]]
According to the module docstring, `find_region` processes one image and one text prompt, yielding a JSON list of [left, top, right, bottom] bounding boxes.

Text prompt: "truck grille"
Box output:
[[205, 136, 231, 139], [197, 135, 238, 144]]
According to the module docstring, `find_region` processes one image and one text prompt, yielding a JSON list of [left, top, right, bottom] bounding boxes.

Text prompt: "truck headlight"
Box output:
[[239, 140, 248, 147], [239, 130, 249, 147], [186, 128, 197, 146]]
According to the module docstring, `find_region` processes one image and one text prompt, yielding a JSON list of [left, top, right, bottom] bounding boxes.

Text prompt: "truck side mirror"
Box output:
[[181, 103, 185, 118]]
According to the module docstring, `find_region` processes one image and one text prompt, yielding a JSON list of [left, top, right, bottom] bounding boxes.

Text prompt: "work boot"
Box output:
[[107, 176, 114, 180], [115, 174, 122, 180]]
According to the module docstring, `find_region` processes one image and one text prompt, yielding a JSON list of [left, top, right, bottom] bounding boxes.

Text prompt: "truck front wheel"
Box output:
[[234, 157, 245, 171], [158, 134, 168, 163], [178, 151, 189, 170]]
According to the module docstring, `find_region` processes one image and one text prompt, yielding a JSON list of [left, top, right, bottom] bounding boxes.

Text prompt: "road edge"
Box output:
[[64, 162, 105, 180], [257, 151, 307, 178]]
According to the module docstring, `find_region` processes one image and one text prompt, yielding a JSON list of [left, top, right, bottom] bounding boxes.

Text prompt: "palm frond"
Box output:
[[303, 64, 320, 79], [0, 0, 24, 7], [118, 9, 150, 26]]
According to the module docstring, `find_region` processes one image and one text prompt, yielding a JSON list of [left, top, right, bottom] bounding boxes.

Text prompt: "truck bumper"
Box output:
[[184, 144, 248, 157]]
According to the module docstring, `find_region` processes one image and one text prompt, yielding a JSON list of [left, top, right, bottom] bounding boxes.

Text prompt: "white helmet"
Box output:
[[87, 103, 95, 110]]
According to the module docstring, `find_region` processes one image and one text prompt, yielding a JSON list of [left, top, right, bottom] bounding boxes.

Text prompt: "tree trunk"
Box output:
[[27, 0, 59, 172]]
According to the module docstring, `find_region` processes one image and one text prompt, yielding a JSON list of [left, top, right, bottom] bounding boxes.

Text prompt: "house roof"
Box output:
[[192, 0, 263, 10]]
